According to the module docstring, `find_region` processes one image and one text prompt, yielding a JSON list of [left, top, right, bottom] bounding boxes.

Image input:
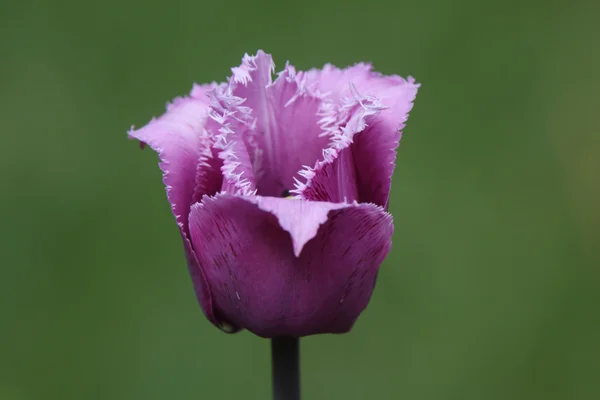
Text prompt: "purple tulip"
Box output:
[[129, 51, 418, 338]]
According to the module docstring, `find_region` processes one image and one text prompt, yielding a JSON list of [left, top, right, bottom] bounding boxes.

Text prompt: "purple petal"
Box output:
[[188, 195, 393, 337], [297, 93, 386, 203], [352, 78, 419, 208], [297, 65, 419, 208], [128, 83, 223, 327], [229, 51, 329, 197], [297, 146, 359, 203]]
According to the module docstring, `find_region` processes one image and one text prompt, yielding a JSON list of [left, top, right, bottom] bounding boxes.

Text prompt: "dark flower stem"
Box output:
[[271, 337, 300, 400]]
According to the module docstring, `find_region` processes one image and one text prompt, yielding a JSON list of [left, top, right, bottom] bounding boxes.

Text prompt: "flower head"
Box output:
[[129, 51, 418, 337]]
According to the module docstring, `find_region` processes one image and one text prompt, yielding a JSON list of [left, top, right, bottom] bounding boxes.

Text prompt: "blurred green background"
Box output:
[[1, 0, 599, 398]]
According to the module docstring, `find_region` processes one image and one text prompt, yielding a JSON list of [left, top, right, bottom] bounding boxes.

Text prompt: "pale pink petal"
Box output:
[[128, 83, 223, 327], [206, 85, 257, 196], [188, 195, 393, 337], [191, 137, 223, 204], [301, 62, 406, 103], [128, 90, 213, 231], [229, 51, 329, 197]]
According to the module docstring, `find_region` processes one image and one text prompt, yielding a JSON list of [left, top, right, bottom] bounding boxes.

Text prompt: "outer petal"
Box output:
[[188, 195, 393, 337], [128, 84, 219, 231], [128, 84, 224, 327], [229, 51, 329, 197]]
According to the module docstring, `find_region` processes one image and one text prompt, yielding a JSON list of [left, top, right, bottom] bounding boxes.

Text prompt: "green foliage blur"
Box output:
[[1, 0, 598, 398]]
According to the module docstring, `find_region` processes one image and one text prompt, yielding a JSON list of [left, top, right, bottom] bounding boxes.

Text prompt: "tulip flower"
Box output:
[[129, 50, 418, 399]]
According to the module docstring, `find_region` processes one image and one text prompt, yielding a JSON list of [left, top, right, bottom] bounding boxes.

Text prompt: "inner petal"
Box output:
[[295, 64, 418, 208], [230, 51, 329, 197], [301, 146, 359, 203], [298, 92, 387, 204], [301, 62, 406, 103], [207, 84, 257, 196]]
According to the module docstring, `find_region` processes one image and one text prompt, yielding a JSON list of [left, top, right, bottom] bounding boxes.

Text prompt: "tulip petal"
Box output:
[[296, 65, 419, 208], [191, 139, 223, 204], [189, 84, 225, 203], [352, 77, 418, 207], [229, 51, 329, 197], [302, 62, 403, 102], [128, 85, 219, 231], [188, 195, 393, 337], [207, 86, 257, 195], [297, 92, 386, 203], [128, 84, 224, 327]]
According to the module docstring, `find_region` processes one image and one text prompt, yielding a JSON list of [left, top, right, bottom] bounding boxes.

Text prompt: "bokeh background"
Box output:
[[1, 0, 599, 399]]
